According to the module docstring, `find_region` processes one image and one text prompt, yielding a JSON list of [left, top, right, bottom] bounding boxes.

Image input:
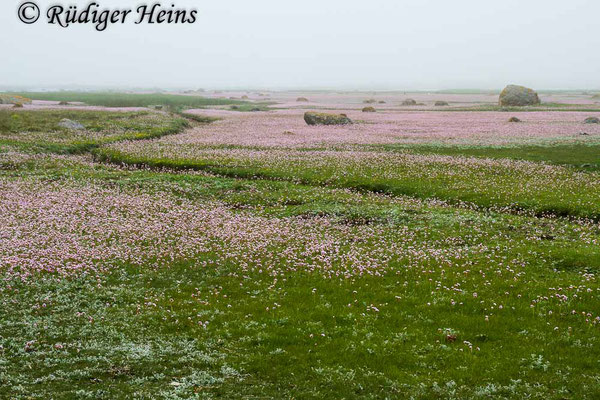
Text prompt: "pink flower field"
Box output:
[[180, 108, 600, 147]]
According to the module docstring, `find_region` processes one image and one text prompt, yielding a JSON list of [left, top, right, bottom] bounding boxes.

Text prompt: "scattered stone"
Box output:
[[304, 112, 353, 126], [401, 99, 417, 106], [296, 97, 309, 102], [499, 85, 540, 106], [58, 119, 85, 130], [58, 101, 69, 106], [378, 101, 386, 104], [363, 99, 377, 104], [283, 130, 295, 135], [584, 117, 600, 124], [434, 101, 449, 106], [508, 116, 522, 123], [362, 106, 376, 112]]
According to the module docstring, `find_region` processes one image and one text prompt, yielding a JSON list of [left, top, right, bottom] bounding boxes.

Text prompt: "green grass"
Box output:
[[1, 156, 600, 398], [96, 145, 600, 220], [0, 109, 189, 153], [380, 143, 600, 171], [7, 91, 248, 108], [229, 104, 273, 112]]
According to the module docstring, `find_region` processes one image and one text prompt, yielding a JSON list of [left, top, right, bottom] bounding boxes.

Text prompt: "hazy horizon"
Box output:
[[2, 0, 599, 90]]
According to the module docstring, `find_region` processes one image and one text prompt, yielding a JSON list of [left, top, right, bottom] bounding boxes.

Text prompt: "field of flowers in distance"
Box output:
[[1, 90, 600, 399]]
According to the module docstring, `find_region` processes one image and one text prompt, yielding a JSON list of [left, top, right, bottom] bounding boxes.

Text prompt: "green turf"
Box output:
[[1, 155, 600, 398], [95, 145, 600, 220], [379, 143, 600, 171], [7, 92, 248, 108], [0, 109, 189, 153]]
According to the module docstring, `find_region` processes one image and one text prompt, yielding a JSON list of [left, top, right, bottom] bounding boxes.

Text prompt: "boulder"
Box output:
[[296, 97, 309, 102], [362, 106, 376, 112], [58, 119, 85, 130], [508, 116, 521, 123], [499, 85, 540, 106], [434, 101, 449, 106], [584, 117, 600, 124], [304, 112, 353, 126], [401, 99, 417, 106]]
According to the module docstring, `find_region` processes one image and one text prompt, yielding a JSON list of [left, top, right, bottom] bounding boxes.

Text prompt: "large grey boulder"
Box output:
[[58, 119, 85, 130], [304, 112, 352, 126], [499, 85, 540, 106]]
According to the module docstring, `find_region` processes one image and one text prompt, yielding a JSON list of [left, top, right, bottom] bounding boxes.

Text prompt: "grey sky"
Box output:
[[2, 0, 599, 90]]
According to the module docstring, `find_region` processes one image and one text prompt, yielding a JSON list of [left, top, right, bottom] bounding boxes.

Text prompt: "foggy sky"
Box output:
[[2, 0, 599, 90]]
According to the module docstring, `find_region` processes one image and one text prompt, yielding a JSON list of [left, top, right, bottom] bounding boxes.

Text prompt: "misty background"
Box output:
[[1, 0, 599, 90]]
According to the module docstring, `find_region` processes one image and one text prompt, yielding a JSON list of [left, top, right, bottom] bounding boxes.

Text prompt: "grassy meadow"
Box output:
[[1, 91, 600, 399]]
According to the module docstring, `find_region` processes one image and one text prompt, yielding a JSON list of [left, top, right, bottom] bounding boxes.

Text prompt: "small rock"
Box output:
[[58, 119, 85, 130], [363, 99, 377, 104], [434, 101, 449, 106], [508, 116, 521, 123], [584, 117, 600, 124]]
